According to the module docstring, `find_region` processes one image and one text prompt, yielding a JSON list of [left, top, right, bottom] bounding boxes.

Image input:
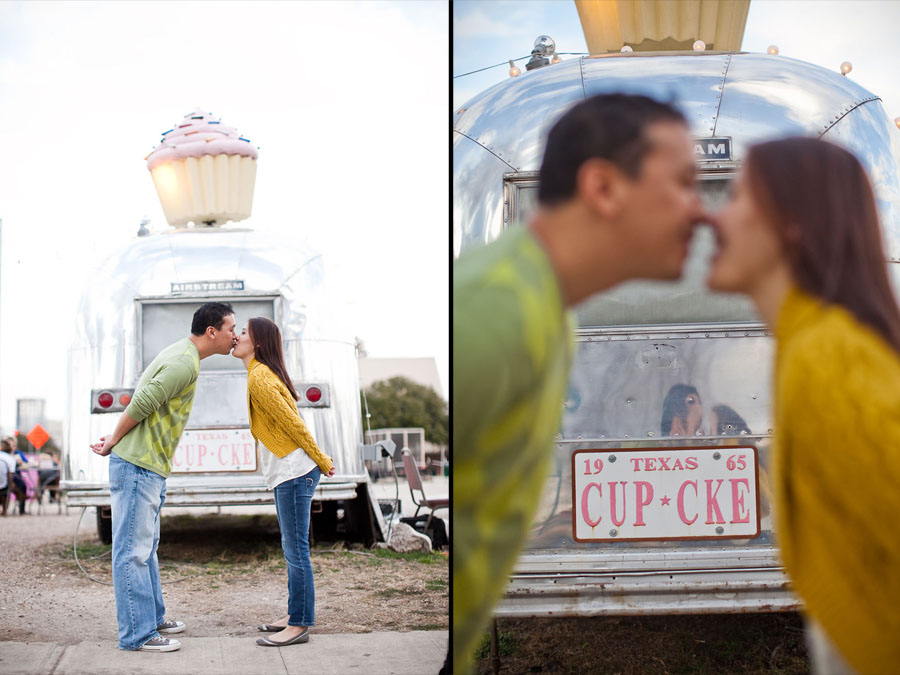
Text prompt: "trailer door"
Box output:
[[139, 298, 276, 429]]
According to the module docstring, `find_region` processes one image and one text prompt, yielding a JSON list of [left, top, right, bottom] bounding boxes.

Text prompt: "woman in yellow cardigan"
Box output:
[[233, 317, 335, 647], [708, 137, 900, 674]]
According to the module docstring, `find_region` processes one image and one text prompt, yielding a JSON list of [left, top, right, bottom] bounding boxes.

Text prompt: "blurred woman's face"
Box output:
[[707, 170, 788, 294], [232, 326, 255, 359]]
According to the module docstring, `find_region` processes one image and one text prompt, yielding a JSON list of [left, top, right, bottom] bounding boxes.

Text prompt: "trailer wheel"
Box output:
[[96, 507, 112, 544], [344, 484, 379, 547]]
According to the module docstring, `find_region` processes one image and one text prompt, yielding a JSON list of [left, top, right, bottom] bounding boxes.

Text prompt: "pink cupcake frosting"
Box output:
[[145, 109, 258, 170]]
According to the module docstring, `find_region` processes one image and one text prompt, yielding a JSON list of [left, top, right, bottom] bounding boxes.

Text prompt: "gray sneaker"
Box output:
[[139, 636, 181, 652], [157, 619, 185, 634]]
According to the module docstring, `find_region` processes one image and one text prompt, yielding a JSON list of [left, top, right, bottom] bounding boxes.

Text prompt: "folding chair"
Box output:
[[401, 449, 449, 532], [38, 470, 62, 514]]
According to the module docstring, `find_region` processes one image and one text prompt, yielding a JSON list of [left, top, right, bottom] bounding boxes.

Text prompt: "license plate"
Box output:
[[572, 446, 759, 542], [171, 429, 257, 473]]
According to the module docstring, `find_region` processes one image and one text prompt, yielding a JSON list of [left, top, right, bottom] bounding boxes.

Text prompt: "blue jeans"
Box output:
[[109, 454, 167, 650], [274, 467, 321, 626]]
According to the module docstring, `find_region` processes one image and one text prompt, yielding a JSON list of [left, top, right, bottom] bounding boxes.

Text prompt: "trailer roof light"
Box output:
[[840, 61, 852, 76], [119, 394, 132, 406], [693, 40, 706, 52], [98, 392, 114, 408], [767, 45, 779, 55], [306, 386, 322, 403]]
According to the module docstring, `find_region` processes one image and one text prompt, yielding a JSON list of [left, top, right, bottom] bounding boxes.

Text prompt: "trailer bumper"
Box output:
[[62, 481, 360, 507], [497, 567, 801, 617], [494, 549, 802, 617]]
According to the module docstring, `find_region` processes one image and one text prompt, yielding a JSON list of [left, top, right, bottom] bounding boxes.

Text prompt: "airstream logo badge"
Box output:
[[171, 280, 245, 293], [694, 137, 732, 161]]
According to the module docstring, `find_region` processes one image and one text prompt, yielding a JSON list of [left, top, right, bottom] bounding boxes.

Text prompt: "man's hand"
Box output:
[[90, 435, 114, 457], [326, 456, 336, 477], [91, 411, 138, 458]]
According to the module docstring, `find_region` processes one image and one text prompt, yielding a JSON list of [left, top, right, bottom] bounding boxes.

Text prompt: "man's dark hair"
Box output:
[[538, 93, 687, 205], [191, 302, 234, 336]]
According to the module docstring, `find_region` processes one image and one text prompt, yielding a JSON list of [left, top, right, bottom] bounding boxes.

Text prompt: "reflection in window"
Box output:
[[141, 300, 275, 372]]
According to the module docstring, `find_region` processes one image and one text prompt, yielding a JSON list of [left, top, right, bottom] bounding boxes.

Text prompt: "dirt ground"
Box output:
[[473, 614, 809, 674], [0, 506, 448, 645]]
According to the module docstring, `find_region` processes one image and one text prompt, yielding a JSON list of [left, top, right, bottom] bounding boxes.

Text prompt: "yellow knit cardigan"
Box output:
[[246, 358, 333, 473], [774, 287, 900, 673]]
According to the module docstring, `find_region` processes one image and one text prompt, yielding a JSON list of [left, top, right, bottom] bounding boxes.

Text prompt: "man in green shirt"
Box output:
[[453, 94, 705, 672], [91, 302, 237, 652]]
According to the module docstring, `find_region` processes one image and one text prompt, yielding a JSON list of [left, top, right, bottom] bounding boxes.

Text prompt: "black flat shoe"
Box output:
[[257, 624, 286, 632], [256, 628, 309, 647]]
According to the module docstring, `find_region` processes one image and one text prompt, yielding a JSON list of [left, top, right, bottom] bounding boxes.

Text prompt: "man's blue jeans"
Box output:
[[109, 454, 167, 650], [274, 467, 321, 626]]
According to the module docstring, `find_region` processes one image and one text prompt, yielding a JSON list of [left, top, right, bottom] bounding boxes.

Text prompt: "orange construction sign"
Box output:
[[26, 424, 50, 450]]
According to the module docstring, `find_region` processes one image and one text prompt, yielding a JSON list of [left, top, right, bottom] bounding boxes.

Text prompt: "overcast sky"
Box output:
[[453, 0, 900, 122], [0, 1, 448, 431]]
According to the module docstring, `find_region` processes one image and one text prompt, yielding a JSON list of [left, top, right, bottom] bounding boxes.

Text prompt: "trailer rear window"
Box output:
[[140, 299, 275, 371], [506, 176, 759, 327]]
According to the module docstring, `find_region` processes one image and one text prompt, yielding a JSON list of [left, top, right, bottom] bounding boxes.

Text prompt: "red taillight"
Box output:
[[119, 394, 132, 406], [305, 386, 322, 403], [98, 392, 114, 408]]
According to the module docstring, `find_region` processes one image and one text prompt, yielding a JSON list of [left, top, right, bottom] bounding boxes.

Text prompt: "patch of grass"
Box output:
[[425, 578, 447, 591], [372, 548, 445, 564], [413, 623, 445, 631], [70, 542, 112, 559], [474, 630, 519, 660], [375, 588, 421, 598]]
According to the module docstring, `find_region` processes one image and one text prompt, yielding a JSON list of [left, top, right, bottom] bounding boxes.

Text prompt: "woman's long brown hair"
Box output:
[[248, 317, 299, 401], [745, 137, 900, 353]]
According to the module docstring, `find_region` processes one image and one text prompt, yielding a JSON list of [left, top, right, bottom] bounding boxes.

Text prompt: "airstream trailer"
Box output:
[[63, 226, 386, 545], [453, 51, 900, 617]]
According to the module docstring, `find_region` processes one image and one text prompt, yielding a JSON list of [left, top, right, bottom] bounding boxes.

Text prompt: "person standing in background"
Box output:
[[0, 440, 18, 516]]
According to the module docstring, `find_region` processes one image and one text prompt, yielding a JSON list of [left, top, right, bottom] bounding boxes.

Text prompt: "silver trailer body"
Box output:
[[454, 52, 900, 616], [64, 226, 384, 541]]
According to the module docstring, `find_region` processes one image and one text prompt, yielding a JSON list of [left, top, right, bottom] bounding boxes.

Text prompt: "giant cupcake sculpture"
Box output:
[[146, 109, 258, 227]]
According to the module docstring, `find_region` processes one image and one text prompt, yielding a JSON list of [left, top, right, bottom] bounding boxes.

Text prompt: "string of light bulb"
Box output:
[[453, 52, 588, 80]]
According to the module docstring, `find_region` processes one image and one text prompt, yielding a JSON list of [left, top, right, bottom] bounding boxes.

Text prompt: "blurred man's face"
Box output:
[[616, 121, 703, 279]]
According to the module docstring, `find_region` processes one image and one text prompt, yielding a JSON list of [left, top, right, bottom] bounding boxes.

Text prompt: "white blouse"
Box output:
[[258, 440, 317, 490]]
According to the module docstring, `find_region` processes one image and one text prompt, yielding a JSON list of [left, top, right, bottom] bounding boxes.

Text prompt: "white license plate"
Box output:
[[572, 446, 759, 542], [171, 429, 257, 473]]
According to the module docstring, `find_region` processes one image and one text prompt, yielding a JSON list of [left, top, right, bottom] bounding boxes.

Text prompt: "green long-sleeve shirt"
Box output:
[[113, 338, 200, 477], [453, 227, 575, 672]]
